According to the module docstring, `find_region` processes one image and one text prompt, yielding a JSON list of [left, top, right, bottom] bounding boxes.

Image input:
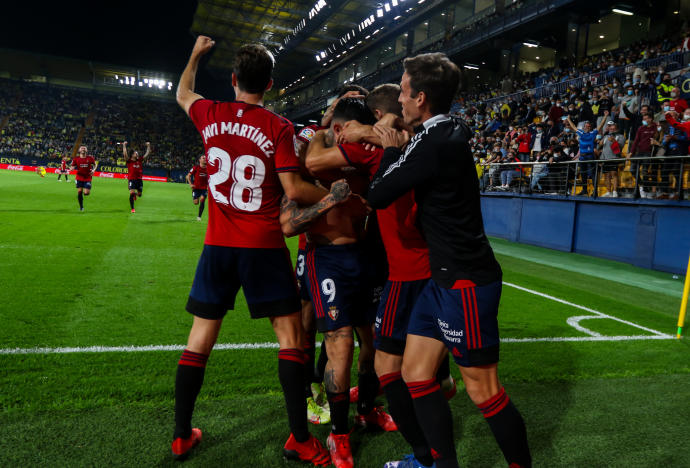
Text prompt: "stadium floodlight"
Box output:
[[418, 0, 425, 4], [384, 3, 391, 12], [394, 15, 401, 20], [464, 64, 479, 69], [612, 8, 633, 16], [392, 0, 398, 5], [523, 41, 538, 48], [377, 8, 383, 17], [320, 51, 326, 58]]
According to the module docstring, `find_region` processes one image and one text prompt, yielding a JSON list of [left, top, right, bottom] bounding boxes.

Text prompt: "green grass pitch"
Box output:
[[1, 170, 689, 467]]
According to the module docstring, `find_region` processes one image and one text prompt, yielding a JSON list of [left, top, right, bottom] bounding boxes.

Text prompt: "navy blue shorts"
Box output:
[[295, 248, 311, 301], [186, 244, 300, 320], [76, 180, 92, 190], [408, 279, 501, 367], [305, 243, 371, 332], [374, 278, 429, 355], [128, 179, 143, 192], [192, 189, 208, 200]]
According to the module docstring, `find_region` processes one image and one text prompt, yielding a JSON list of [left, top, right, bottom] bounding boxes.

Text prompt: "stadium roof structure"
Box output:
[[191, 0, 425, 89]]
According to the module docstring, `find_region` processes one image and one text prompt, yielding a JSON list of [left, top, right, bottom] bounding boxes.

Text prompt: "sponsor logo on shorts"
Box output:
[[328, 306, 339, 321], [438, 319, 463, 344]]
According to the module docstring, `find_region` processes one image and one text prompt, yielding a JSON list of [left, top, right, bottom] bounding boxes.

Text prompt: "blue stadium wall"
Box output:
[[481, 195, 690, 275]]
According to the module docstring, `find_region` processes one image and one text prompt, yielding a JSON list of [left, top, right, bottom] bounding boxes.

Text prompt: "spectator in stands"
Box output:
[[629, 113, 658, 198], [616, 85, 638, 139], [656, 70, 674, 106], [516, 126, 531, 161], [565, 112, 607, 194], [498, 151, 522, 189], [598, 120, 625, 198], [530, 124, 548, 158], [547, 96, 564, 122], [530, 149, 551, 192], [669, 87, 688, 114]]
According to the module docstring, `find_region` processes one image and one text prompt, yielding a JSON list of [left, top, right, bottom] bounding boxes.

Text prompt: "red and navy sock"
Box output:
[[326, 390, 350, 434], [129, 193, 135, 209], [407, 379, 459, 468], [381, 372, 434, 467], [356, 365, 379, 415], [174, 349, 209, 440], [198, 200, 205, 217], [278, 348, 309, 442], [303, 331, 316, 398], [77, 191, 84, 209], [477, 388, 531, 468]]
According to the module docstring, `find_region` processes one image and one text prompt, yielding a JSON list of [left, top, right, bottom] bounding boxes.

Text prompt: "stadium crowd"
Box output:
[[450, 31, 690, 198], [0, 80, 203, 170]]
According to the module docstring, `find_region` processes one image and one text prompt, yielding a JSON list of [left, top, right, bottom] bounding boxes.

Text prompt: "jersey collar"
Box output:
[[421, 114, 450, 130]]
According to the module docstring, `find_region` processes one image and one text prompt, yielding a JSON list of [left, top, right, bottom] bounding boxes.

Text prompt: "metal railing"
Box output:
[[480, 155, 690, 201]]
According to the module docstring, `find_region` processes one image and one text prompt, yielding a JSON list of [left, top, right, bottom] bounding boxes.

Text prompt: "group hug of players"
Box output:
[[59, 140, 210, 218], [170, 35, 532, 468]]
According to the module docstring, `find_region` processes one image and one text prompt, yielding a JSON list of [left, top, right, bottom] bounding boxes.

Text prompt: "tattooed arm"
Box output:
[[280, 179, 352, 237]]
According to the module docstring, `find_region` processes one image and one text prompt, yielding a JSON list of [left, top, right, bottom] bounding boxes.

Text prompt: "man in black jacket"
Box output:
[[368, 52, 531, 468]]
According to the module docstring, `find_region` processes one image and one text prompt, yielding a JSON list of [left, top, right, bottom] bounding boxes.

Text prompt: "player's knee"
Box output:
[[374, 351, 403, 377], [193, 199, 199, 205], [401, 358, 434, 383]]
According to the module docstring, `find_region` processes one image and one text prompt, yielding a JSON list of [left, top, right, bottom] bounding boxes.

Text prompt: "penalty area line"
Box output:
[[0, 334, 676, 355]]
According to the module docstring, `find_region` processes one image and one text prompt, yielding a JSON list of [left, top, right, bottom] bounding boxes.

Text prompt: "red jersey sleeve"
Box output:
[[188, 99, 215, 132], [274, 124, 300, 173], [338, 143, 383, 177]]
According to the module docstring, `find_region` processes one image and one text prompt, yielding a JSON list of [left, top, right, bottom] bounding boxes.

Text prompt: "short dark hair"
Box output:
[[366, 84, 402, 117], [332, 98, 376, 125], [233, 44, 274, 94], [337, 84, 368, 98], [403, 53, 460, 115]]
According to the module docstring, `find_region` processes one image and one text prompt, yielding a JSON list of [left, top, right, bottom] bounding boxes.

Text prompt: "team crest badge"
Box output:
[[328, 306, 339, 321]]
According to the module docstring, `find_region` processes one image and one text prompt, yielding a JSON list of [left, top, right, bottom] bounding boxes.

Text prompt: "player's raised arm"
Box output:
[[305, 129, 348, 173], [279, 179, 352, 237], [122, 141, 129, 161], [177, 35, 215, 115], [142, 141, 151, 160]]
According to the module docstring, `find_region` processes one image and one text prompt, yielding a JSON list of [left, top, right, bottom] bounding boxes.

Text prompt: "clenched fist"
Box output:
[[192, 36, 215, 58]]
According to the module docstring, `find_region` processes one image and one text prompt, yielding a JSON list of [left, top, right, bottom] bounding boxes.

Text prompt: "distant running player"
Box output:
[[70, 145, 98, 212], [57, 155, 70, 181], [123, 141, 150, 213], [172, 35, 345, 466], [186, 155, 209, 220]]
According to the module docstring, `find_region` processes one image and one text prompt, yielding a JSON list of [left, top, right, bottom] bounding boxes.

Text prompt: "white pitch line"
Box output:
[[0, 334, 677, 355], [503, 281, 673, 338], [0, 283, 675, 355]]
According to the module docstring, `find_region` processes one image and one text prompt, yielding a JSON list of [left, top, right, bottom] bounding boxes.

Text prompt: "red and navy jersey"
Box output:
[[188, 99, 299, 248], [60, 158, 68, 171], [339, 142, 430, 281], [296, 124, 326, 144], [337, 143, 383, 179], [72, 155, 96, 182], [127, 158, 144, 180], [189, 165, 208, 190]]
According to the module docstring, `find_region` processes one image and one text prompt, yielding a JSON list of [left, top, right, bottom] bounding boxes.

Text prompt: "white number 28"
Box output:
[[207, 147, 265, 212]]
